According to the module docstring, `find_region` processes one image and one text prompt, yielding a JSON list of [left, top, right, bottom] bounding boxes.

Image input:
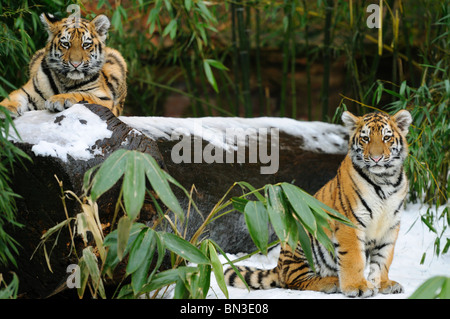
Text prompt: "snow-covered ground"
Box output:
[[204, 202, 450, 299]]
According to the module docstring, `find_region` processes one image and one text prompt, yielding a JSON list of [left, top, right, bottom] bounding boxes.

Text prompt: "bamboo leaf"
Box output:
[[103, 223, 146, 275], [193, 241, 212, 298], [123, 151, 146, 220], [210, 239, 250, 291], [130, 229, 157, 294], [185, 0, 192, 11], [208, 241, 229, 298], [204, 59, 229, 71], [142, 267, 197, 293], [203, 59, 219, 93], [90, 149, 127, 201], [237, 181, 265, 203], [117, 215, 133, 261], [160, 232, 209, 264], [265, 185, 289, 243], [285, 212, 299, 251], [174, 276, 189, 299], [244, 201, 269, 255], [82, 247, 106, 299], [162, 19, 177, 39], [126, 228, 155, 274], [142, 154, 185, 222], [231, 197, 248, 213], [409, 276, 449, 299], [77, 257, 89, 298], [196, 1, 216, 23], [281, 183, 317, 235], [296, 221, 315, 272]]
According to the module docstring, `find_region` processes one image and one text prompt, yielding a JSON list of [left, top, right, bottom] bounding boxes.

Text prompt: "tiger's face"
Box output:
[[40, 13, 110, 80], [342, 110, 412, 174]]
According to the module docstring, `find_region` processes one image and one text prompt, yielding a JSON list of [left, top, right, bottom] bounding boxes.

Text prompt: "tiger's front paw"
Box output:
[[45, 94, 78, 112], [379, 280, 404, 294], [341, 280, 378, 298], [0, 99, 21, 118]]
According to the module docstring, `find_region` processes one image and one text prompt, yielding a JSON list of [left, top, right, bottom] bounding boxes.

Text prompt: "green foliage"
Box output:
[[84, 149, 184, 221], [409, 276, 450, 299], [377, 78, 449, 207], [232, 182, 353, 271], [0, 0, 76, 95], [0, 272, 19, 299], [0, 107, 31, 267], [36, 149, 353, 299], [1, 1, 448, 120]]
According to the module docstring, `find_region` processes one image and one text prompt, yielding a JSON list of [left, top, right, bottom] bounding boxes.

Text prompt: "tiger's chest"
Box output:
[[355, 172, 408, 242]]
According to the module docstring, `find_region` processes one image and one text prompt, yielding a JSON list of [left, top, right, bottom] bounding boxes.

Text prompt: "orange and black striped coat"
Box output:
[[0, 13, 127, 117], [225, 110, 413, 298]]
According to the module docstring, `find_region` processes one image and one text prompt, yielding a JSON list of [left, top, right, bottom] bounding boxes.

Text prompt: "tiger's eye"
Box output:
[[383, 136, 391, 141], [361, 136, 369, 142], [60, 40, 70, 48]]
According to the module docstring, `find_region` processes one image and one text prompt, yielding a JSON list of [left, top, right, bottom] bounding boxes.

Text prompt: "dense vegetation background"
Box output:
[[0, 0, 448, 298]]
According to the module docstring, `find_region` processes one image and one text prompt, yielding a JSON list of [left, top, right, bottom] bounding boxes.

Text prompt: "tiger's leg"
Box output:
[[367, 226, 404, 294], [279, 244, 339, 294], [45, 91, 119, 116], [0, 80, 36, 117], [336, 227, 378, 297], [284, 274, 340, 293]]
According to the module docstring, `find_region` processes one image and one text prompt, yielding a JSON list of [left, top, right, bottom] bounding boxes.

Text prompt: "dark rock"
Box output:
[[1, 104, 347, 298]]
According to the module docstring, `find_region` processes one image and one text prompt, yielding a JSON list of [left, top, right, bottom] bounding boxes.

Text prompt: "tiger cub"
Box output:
[[0, 13, 127, 117], [225, 110, 412, 297]]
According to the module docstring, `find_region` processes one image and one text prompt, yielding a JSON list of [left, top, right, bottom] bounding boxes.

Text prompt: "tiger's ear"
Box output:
[[341, 111, 360, 131], [392, 110, 412, 136], [91, 15, 110, 42], [40, 13, 59, 37]]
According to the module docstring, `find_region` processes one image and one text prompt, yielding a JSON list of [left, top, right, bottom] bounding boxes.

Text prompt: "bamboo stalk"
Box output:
[[321, 0, 333, 121], [400, 2, 416, 87], [236, 0, 252, 117], [301, 0, 312, 120], [349, 0, 353, 28], [255, 6, 264, 116], [280, 0, 292, 118], [182, 55, 204, 117], [231, 2, 240, 116], [290, 1, 297, 119], [378, 0, 383, 56], [392, 7, 399, 102], [215, 50, 234, 116]]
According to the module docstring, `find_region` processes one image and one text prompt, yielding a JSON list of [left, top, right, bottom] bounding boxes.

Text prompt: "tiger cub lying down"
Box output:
[[225, 110, 412, 298], [0, 13, 127, 117]]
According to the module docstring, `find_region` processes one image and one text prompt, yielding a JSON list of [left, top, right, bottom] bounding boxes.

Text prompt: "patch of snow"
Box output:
[[202, 202, 450, 299], [119, 116, 348, 155], [9, 110, 348, 162], [121, 128, 143, 146], [9, 104, 112, 162]]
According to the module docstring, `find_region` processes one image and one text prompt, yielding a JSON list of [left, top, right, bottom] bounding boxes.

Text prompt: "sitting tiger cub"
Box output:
[[225, 110, 412, 298], [0, 13, 127, 117]]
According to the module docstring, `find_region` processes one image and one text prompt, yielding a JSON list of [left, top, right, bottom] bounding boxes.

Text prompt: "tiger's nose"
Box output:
[[371, 155, 383, 163], [70, 61, 82, 68]]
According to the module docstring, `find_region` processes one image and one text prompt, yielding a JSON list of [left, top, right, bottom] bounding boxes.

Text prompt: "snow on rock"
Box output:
[[119, 116, 349, 155], [9, 104, 112, 162], [8, 105, 349, 163]]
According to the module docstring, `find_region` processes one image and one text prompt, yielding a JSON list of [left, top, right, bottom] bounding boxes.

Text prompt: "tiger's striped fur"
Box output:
[[0, 13, 127, 117], [225, 110, 412, 297]]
